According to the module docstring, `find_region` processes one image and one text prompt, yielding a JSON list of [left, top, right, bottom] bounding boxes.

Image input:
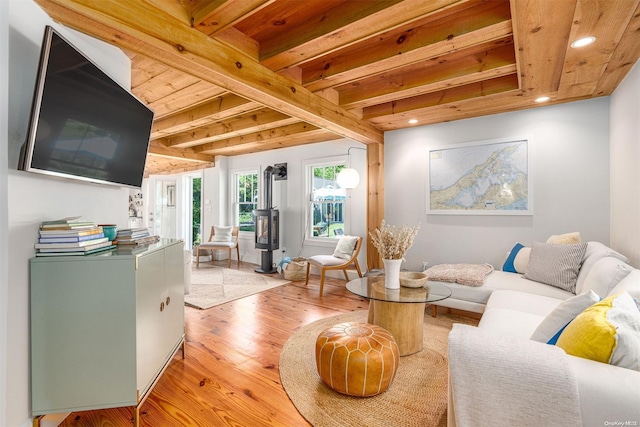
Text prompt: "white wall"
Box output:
[[6, 1, 133, 425], [385, 98, 611, 270], [610, 60, 640, 267], [201, 140, 368, 272]]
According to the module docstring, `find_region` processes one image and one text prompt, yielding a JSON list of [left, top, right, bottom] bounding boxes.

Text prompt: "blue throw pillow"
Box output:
[[502, 243, 524, 273]]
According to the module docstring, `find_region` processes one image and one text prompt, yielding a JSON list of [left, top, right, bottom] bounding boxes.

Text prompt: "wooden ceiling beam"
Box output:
[[147, 142, 215, 162], [195, 125, 339, 156], [34, 0, 383, 145], [363, 74, 520, 120], [161, 110, 301, 148], [151, 95, 262, 138], [510, 0, 576, 98], [144, 157, 214, 176], [338, 42, 516, 110], [260, 0, 467, 70], [146, 81, 227, 118], [193, 0, 275, 36], [301, 2, 512, 91]]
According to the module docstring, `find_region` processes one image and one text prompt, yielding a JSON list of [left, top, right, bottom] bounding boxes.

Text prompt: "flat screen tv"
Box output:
[[19, 26, 154, 189]]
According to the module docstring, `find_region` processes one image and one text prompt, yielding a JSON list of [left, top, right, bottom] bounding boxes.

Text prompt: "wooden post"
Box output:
[[366, 144, 384, 271]]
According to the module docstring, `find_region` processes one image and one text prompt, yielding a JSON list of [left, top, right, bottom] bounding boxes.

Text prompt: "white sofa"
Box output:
[[444, 241, 640, 427]]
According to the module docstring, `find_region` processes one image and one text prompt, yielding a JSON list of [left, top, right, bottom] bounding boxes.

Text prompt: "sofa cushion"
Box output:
[[434, 271, 575, 308], [581, 257, 633, 298], [530, 290, 601, 344], [524, 241, 588, 293], [546, 231, 581, 244], [556, 292, 640, 371], [575, 242, 630, 294], [478, 308, 548, 338]]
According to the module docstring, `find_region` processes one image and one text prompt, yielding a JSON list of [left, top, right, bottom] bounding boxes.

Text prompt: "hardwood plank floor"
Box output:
[[58, 260, 370, 427]]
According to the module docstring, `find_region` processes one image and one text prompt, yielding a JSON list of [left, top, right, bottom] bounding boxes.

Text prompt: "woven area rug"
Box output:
[[279, 310, 478, 427], [185, 265, 290, 309]]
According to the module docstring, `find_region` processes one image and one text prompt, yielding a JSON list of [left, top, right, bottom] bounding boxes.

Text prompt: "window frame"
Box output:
[[304, 156, 349, 246], [232, 168, 259, 235]]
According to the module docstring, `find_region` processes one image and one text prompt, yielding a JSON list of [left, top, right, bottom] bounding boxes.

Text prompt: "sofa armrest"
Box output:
[[449, 324, 640, 427], [448, 324, 581, 427]]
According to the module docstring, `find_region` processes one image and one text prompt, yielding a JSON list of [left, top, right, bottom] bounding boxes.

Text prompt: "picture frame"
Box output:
[[427, 136, 533, 215]]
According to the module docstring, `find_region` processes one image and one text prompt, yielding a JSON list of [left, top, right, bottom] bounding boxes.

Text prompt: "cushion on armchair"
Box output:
[[332, 235, 358, 260], [212, 226, 233, 242]]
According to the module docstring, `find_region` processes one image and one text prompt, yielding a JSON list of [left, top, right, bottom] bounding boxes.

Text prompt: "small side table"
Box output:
[[346, 276, 452, 356]]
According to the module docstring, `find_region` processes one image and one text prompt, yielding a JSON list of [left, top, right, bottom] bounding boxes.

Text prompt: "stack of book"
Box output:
[[35, 217, 115, 257], [115, 228, 160, 246]]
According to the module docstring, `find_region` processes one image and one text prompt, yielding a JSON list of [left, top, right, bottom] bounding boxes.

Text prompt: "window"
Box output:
[[235, 171, 258, 232], [308, 162, 346, 240]]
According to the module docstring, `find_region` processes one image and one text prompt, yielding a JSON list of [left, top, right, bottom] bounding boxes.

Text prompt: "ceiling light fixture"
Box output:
[[571, 36, 596, 48], [535, 96, 550, 103], [336, 147, 367, 189], [408, 119, 418, 124]]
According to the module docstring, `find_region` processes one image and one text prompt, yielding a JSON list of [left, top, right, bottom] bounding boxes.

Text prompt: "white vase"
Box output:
[[383, 258, 403, 289]]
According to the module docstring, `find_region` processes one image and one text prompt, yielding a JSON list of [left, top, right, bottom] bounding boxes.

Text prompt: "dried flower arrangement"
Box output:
[[369, 220, 420, 260]]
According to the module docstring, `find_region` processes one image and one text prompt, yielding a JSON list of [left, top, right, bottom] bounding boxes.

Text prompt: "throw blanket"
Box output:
[[424, 263, 493, 286], [448, 324, 582, 427]]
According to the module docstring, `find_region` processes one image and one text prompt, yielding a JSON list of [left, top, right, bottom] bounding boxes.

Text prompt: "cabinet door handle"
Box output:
[[166, 296, 170, 306], [160, 302, 165, 312]]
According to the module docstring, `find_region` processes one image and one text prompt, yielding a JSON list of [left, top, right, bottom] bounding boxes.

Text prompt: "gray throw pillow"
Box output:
[[524, 241, 588, 293]]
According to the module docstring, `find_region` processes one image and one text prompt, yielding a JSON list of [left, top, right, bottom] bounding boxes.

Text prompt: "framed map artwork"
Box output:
[[427, 137, 532, 215]]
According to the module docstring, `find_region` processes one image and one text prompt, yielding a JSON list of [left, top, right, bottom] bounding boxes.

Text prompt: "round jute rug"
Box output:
[[279, 310, 478, 427]]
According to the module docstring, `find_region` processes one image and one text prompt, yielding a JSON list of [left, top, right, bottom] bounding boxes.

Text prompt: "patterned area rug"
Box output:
[[279, 310, 478, 427], [185, 265, 290, 309]]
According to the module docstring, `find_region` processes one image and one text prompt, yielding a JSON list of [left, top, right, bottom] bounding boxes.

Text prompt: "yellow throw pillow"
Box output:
[[556, 292, 640, 371]]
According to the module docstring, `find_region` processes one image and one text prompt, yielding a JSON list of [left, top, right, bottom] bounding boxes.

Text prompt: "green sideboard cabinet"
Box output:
[[30, 239, 186, 426]]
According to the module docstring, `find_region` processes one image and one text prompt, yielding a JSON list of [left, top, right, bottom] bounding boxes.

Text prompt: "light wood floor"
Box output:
[[57, 260, 370, 427]]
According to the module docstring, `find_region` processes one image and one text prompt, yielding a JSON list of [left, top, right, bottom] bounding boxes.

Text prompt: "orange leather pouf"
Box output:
[[315, 322, 399, 397]]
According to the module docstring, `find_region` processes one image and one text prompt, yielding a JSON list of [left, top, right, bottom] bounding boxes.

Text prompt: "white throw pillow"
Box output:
[[580, 257, 633, 298], [575, 242, 630, 294], [212, 226, 233, 242], [333, 235, 358, 260], [530, 290, 600, 344]]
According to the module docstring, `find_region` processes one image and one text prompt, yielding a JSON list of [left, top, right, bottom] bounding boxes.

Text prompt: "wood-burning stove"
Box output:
[[254, 164, 286, 273]]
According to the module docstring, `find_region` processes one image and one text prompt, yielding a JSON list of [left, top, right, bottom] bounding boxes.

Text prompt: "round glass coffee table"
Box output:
[[346, 276, 452, 356]]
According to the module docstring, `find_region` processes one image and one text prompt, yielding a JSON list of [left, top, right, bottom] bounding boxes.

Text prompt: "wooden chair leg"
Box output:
[[227, 248, 231, 268], [304, 262, 312, 286], [354, 260, 363, 278], [431, 305, 437, 317], [236, 247, 240, 267], [342, 269, 349, 281], [319, 269, 326, 297], [196, 247, 200, 267]]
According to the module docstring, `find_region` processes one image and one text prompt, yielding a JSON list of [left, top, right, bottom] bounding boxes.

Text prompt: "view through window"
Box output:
[[309, 163, 346, 239]]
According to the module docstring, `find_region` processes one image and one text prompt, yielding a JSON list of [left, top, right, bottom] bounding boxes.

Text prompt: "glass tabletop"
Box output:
[[346, 276, 452, 303]]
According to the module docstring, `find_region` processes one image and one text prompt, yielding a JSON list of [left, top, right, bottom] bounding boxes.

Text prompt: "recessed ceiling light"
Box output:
[[408, 119, 418, 124], [535, 96, 550, 103], [571, 36, 596, 48]]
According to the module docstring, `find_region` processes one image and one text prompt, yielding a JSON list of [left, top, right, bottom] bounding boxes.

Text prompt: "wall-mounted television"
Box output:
[[18, 26, 154, 189]]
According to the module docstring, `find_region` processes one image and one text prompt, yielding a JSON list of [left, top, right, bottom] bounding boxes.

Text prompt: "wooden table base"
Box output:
[[368, 300, 426, 356]]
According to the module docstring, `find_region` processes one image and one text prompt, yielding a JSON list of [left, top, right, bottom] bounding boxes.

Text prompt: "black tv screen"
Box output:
[[19, 26, 154, 188]]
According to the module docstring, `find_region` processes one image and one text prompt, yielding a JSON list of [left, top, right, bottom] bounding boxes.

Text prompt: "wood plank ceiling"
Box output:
[[34, 0, 640, 176]]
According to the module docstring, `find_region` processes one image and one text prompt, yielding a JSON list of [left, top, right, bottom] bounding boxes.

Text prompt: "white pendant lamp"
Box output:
[[336, 167, 360, 189]]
